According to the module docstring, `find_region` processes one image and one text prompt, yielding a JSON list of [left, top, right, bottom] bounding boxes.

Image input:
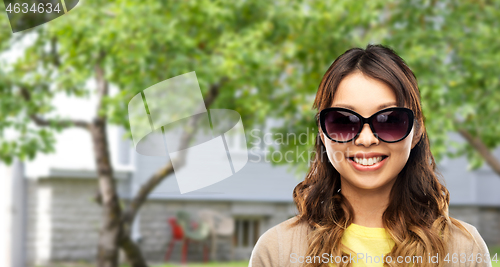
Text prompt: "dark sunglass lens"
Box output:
[[324, 110, 360, 141], [372, 110, 409, 141]]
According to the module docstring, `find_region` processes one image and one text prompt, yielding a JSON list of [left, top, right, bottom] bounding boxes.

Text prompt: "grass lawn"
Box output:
[[490, 247, 500, 267], [37, 248, 500, 267], [37, 261, 249, 267], [152, 262, 248, 267]]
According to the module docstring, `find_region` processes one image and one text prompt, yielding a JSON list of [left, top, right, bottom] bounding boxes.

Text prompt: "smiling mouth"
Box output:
[[348, 156, 388, 166]]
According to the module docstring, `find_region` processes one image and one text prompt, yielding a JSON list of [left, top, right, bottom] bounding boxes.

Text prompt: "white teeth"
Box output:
[[353, 156, 384, 166]]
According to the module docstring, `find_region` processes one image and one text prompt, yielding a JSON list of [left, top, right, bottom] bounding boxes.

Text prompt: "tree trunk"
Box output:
[[118, 77, 228, 266], [119, 231, 148, 267], [458, 128, 500, 176], [91, 118, 124, 267], [91, 52, 150, 267], [90, 75, 228, 267]]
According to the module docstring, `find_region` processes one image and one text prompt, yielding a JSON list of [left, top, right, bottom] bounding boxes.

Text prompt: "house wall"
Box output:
[[449, 206, 500, 246], [138, 200, 231, 263], [26, 177, 296, 266], [26, 178, 102, 266], [138, 200, 296, 262]]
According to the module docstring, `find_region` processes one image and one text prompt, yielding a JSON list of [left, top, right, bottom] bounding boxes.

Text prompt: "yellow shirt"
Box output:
[[330, 223, 395, 267]]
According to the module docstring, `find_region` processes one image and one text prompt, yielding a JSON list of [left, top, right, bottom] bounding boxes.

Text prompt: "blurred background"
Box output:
[[1, 0, 499, 266]]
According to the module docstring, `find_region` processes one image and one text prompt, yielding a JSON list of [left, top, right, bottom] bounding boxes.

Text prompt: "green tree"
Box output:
[[382, 0, 500, 174], [1, 1, 499, 267]]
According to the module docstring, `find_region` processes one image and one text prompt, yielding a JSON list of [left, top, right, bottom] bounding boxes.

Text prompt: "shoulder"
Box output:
[[249, 216, 311, 267], [447, 218, 492, 267]]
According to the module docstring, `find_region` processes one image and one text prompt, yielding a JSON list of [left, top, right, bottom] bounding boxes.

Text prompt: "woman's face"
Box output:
[[320, 71, 417, 193]]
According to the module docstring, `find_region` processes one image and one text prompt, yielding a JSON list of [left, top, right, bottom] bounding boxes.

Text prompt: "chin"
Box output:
[[346, 174, 394, 191], [353, 181, 385, 190]]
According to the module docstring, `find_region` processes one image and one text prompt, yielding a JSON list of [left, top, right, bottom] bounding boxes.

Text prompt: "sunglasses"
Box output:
[[319, 107, 414, 143]]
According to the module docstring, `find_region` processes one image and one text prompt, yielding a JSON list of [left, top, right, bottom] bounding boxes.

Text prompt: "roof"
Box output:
[[135, 152, 303, 202]]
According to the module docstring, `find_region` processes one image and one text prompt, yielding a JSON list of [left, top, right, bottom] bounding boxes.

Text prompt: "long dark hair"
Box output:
[[291, 44, 470, 267]]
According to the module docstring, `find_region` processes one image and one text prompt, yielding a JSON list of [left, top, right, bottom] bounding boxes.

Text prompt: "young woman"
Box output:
[[249, 44, 491, 267]]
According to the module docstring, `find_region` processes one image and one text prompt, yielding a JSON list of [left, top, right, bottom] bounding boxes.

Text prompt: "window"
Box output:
[[233, 217, 260, 248]]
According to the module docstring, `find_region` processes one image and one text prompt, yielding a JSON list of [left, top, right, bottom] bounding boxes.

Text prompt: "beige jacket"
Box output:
[[249, 217, 492, 267]]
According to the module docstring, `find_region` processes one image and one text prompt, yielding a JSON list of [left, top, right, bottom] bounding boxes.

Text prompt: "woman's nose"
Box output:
[[354, 124, 379, 147]]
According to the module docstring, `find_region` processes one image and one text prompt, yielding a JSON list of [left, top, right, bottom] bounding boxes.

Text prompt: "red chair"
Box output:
[[164, 216, 210, 264], [164, 217, 186, 263]]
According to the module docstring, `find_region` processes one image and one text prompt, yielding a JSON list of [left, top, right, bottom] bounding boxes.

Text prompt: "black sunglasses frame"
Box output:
[[319, 107, 415, 143]]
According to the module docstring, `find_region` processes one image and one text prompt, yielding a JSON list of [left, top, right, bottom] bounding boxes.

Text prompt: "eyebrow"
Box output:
[[333, 102, 397, 111]]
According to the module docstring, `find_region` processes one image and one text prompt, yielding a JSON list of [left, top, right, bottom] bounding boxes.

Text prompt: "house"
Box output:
[[18, 121, 303, 266], [437, 134, 500, 246]]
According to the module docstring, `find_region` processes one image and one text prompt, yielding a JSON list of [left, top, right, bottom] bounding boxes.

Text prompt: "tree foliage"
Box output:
[[0, 1, 499, 172], [1, 0, 499, 174]]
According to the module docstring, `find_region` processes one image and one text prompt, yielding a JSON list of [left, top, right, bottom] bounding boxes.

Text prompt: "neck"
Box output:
[[340, 179, 394, 228]]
